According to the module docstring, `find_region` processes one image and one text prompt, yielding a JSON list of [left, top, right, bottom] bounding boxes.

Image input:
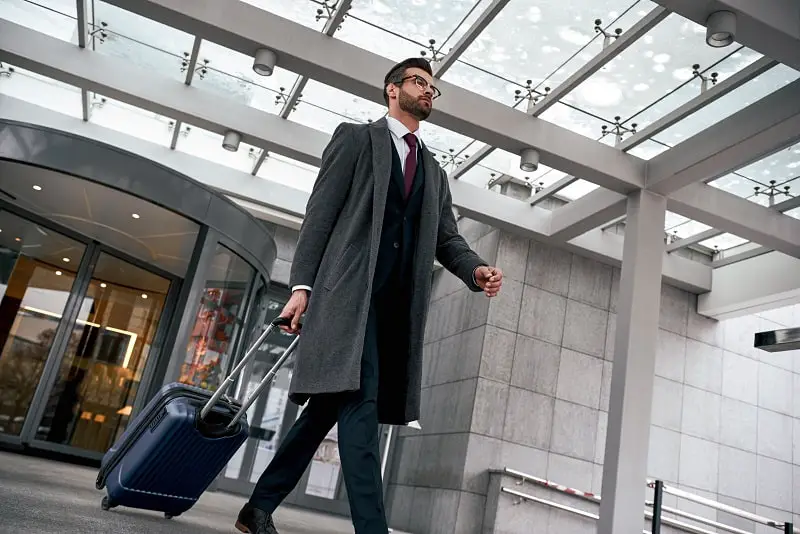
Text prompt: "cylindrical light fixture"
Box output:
[[519, 148, 540, 172], [222, 130, 242, 152], [253, 48, 277, 76], [705, 11, 736, 48]]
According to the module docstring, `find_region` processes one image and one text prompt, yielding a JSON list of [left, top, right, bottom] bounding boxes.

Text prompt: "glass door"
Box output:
[[28, 251, 172, 454], [0, 211, 87, 442]]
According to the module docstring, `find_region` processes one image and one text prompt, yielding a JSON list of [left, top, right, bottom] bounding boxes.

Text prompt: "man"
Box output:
[[236, 57, 504, 534]]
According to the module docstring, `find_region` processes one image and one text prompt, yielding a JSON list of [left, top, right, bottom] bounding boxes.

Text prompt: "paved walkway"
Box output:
[[0, 450, 387, 534]]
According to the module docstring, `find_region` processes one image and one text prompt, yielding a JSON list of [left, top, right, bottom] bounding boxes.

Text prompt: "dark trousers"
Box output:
[[248, 301, 388, 533]]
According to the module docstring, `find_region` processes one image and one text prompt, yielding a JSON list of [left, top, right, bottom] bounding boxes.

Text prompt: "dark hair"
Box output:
[[383, 57, 433, 105]]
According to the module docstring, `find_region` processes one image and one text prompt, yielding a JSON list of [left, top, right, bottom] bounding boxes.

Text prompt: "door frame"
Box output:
[[15, 238, 182, 460]]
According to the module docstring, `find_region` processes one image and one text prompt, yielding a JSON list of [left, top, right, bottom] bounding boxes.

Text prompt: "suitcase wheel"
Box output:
[[101, 496, 116, 511]]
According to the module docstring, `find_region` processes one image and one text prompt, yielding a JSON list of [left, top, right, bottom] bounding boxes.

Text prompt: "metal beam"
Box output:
[[433, 0, 510, 78], [652, 0, 800, 73], [599, 189, 666, 534], [101, 0, 646, 194], [698, 250, 800, 320], [77, 0, 90, 121], [171, 35, 202, 149], [618, 56, 778, 151], [0, 95, 713, 294], [449, 6, 666, 181], [712, 243, 771, 267], [669, 183, 800, 258], [549, 188, 629, 241], [646, 78, 800, 196], [528, 175, 578, 206]]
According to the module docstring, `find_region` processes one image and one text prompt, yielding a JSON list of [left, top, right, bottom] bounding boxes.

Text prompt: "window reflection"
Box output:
[[35, 252, 171, 452], [0, 211, 85, 437], [180, 244, 255, 390]]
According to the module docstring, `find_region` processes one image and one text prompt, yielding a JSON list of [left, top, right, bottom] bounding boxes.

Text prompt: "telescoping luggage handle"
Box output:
[[200, 316, 301, 425]]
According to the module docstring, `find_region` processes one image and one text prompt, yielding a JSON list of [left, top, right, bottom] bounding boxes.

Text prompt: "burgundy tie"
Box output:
[[403, 133, 417, 199]]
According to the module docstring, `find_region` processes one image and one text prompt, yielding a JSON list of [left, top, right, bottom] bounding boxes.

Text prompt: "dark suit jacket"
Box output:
[[287, 118, 487, 424]]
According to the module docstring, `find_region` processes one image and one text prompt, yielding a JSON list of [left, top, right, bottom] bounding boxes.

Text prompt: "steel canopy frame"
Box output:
[[99, 0, 647, 195]]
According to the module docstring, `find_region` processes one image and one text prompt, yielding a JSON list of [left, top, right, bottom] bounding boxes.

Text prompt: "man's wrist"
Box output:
[[291, 285, 312, 294]]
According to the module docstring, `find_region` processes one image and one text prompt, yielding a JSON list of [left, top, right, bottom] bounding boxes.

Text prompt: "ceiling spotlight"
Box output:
[[55, 270, 62, 276], [253, 48, 277, 76], [100, 283, 107, 288], [141, 293, 148, 299], [705, 10, 736, 47], [131, 213, 140, 219], [63, 257, 70, 263], [14, 237, 20, 242], [519, 148, 540, 172], [32, 185, 42, 191], [222, 130, 242, 152]]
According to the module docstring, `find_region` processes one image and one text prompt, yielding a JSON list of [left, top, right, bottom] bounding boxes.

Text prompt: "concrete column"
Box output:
[[597, 189, 666, 534]]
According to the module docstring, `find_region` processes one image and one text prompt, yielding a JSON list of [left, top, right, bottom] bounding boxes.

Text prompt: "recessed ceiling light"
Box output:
[[62, 257, 70, 262], [55, 270, 62, 276], [100, 283, 107, 288], [14, 237, 20, 242], [32, 185, 42, 191], [132, 213, 140, 219], [141, 293, 148, 299]]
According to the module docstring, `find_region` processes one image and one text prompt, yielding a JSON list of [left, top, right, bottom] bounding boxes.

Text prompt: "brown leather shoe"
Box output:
[[235, 502, 279, 534]]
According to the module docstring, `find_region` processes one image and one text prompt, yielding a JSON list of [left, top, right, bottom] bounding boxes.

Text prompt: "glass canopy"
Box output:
[[1, 0, 798, 258]]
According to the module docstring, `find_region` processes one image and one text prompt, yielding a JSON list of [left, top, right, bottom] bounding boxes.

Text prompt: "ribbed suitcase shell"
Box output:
[[96, 382, 249, 517]]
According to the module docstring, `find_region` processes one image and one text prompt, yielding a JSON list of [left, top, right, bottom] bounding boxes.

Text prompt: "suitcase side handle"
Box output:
[[199, 316, 301, 421]]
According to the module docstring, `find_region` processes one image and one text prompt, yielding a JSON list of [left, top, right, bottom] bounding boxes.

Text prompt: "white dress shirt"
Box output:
[[291, 118, 421, 294]]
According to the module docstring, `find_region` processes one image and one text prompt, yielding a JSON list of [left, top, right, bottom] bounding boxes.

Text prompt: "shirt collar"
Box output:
[[386, 116, 421, 144]]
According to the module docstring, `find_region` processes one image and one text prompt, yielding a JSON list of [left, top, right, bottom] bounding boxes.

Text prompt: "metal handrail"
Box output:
[[498, 468, 795, 534]]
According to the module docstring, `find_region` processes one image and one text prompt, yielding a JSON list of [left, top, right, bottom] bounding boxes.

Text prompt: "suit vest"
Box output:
[[372, 142, 426, 295]]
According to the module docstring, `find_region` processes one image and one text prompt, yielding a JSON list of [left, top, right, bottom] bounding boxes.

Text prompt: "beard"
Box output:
[[398, 88, 431, 121]]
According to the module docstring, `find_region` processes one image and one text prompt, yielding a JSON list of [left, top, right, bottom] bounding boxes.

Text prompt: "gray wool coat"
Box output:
[[287, 117, 487, 424]]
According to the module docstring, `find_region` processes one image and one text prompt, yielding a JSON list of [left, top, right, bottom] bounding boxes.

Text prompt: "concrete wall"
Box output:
[[258, 217, 800, 534]]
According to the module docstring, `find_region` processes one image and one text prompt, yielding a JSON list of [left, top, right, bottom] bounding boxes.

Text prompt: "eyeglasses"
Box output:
[[398, 75, 442, 100]]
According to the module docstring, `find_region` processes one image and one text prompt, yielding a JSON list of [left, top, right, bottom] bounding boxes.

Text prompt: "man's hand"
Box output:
[[474, 266, 503, 297], [278, 290, 308, 334]]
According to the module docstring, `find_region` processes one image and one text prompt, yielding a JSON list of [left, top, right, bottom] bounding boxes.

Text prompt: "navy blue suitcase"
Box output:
[[95, 317, 299, 519]]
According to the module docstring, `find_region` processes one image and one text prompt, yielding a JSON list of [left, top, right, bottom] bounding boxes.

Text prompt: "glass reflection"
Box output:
[[0, 65, 83, 119], [335, 16, 423, 62], [569, 13, 756, 124], [90, 1, 192, 83], [349, 0, 481, 47], [240, 0, 326, 31], [179, 244, 255, 390], [0, 0, 78, 44], [35, 252, 170, 452], [0, 211, 86, 437]]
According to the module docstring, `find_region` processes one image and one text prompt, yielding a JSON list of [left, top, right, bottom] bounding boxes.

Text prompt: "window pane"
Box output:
[[539, 102, 614, 144], [558, 179, 600, 200], [335, 16, 422, 61], [176, 125, 260, 173], [786, 207, 799, 220], [699, 233, 748, 251], [289, 81, 385, 133], [460, 0, 647, 87], [567, 13, 755, 124], [180, 244, 255, 390], [442, 60, 522, 106], [733, 140, 800, 188], [90, 1, 192, 83], [1, 0, 78, 43], [667, 219, 712, 239], [0, 65, 83, 119], [256, 153, 320, 193], [652, 64, 800, 146], [192, 40, 299, 112], [627, 139, 669, 160], [709, 174, 762, 199], [348, 0, 481, 47], [241, 0, 326, 31], [89, 94, 174, 146]]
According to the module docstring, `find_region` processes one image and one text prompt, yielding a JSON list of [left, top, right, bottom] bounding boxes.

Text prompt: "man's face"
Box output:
[[395, 67, 435, 121]]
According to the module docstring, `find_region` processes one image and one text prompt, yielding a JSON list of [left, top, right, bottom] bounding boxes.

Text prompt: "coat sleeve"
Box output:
[[435, 168, 488, 292], [289, 122, 357, 289]]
